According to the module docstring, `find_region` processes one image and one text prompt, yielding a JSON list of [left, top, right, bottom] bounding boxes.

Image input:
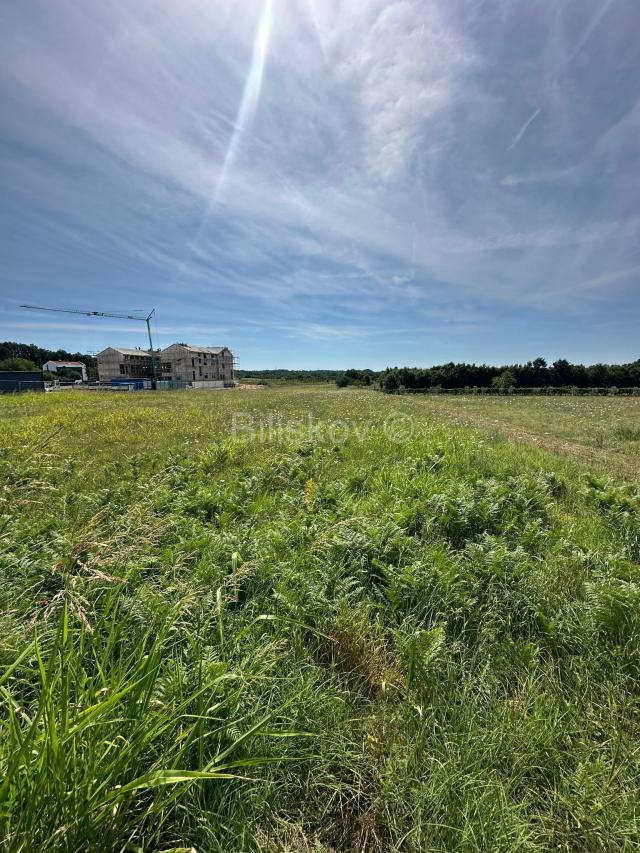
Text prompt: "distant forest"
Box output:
[[236, 368, 348, 384], [376, 358, 640, 393], [0, 341, 97, 368]]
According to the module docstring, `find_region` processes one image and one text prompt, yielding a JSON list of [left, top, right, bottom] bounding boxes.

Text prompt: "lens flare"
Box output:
[[214, 0, 273, 201]]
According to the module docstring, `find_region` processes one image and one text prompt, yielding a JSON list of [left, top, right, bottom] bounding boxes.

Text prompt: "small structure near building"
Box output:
[[0, 371, 45, 393], [110, 378, 153, 391], [156, 380, 188, 390], [96, 343, 235, 387], [43, 360, 88, 382]]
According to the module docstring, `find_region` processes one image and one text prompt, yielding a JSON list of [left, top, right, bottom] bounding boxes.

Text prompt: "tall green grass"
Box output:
[[0, 388, 639, 851]]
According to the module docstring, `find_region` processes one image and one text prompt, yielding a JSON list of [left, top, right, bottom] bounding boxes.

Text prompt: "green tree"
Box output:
[[336, 369, 372, 388], [0, 357, 39, 371], [57, 367, 83, 380], [492, 370, 516, 391], [382, 371, 399, 392]]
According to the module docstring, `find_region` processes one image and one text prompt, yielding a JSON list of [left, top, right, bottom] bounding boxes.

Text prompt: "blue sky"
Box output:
[[1, 0, 639, 369]]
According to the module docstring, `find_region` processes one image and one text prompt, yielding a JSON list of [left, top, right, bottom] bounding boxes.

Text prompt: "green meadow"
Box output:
[[423, 394, 640, 482], [1, 388, 639, 852]]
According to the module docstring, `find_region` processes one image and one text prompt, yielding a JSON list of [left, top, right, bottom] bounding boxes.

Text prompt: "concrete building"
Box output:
[[160, 343, 235, 387], [97, 343, 235, 386], [43, 360, 88, 382]]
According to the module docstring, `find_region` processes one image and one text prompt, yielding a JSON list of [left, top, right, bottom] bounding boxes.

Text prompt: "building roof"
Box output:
[[97, 344, 230, 357], [97, 347, 153, 357], [169, 344, 228, 354], [44, 360, 86, 367]]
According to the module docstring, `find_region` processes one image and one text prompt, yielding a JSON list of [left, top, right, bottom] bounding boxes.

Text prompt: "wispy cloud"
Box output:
[[0, 0, 638, 366], [281, 323, 377, 341], [565, 0, 616, 66], [555, 263, 640, 298], [508, 107, 542, 151]]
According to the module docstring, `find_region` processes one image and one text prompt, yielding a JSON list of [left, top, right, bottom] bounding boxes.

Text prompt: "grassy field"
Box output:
[[1, 388, 639, 852], [422, 394, 640, 482]]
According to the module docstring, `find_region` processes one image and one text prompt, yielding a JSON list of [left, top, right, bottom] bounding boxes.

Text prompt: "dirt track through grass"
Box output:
[[413, 394, 640, 483]]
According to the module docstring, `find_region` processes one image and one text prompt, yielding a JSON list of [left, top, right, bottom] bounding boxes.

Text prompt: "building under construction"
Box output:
[[97, 343, 235, 387]]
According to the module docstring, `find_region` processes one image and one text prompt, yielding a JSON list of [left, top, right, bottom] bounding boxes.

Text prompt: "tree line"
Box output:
[[375, 358, 640, 392], [0, 341, 97, 373]]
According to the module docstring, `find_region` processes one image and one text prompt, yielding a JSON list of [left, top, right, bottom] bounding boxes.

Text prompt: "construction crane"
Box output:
[[20, 304, 160, 388]]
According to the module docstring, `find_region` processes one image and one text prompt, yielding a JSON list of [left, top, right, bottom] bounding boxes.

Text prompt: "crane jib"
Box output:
[[19, 304, 159, 389]]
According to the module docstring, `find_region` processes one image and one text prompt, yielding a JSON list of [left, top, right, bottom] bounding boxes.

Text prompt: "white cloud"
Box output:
[[331, 1, 474, 179], [1, 0, 638, 349]]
